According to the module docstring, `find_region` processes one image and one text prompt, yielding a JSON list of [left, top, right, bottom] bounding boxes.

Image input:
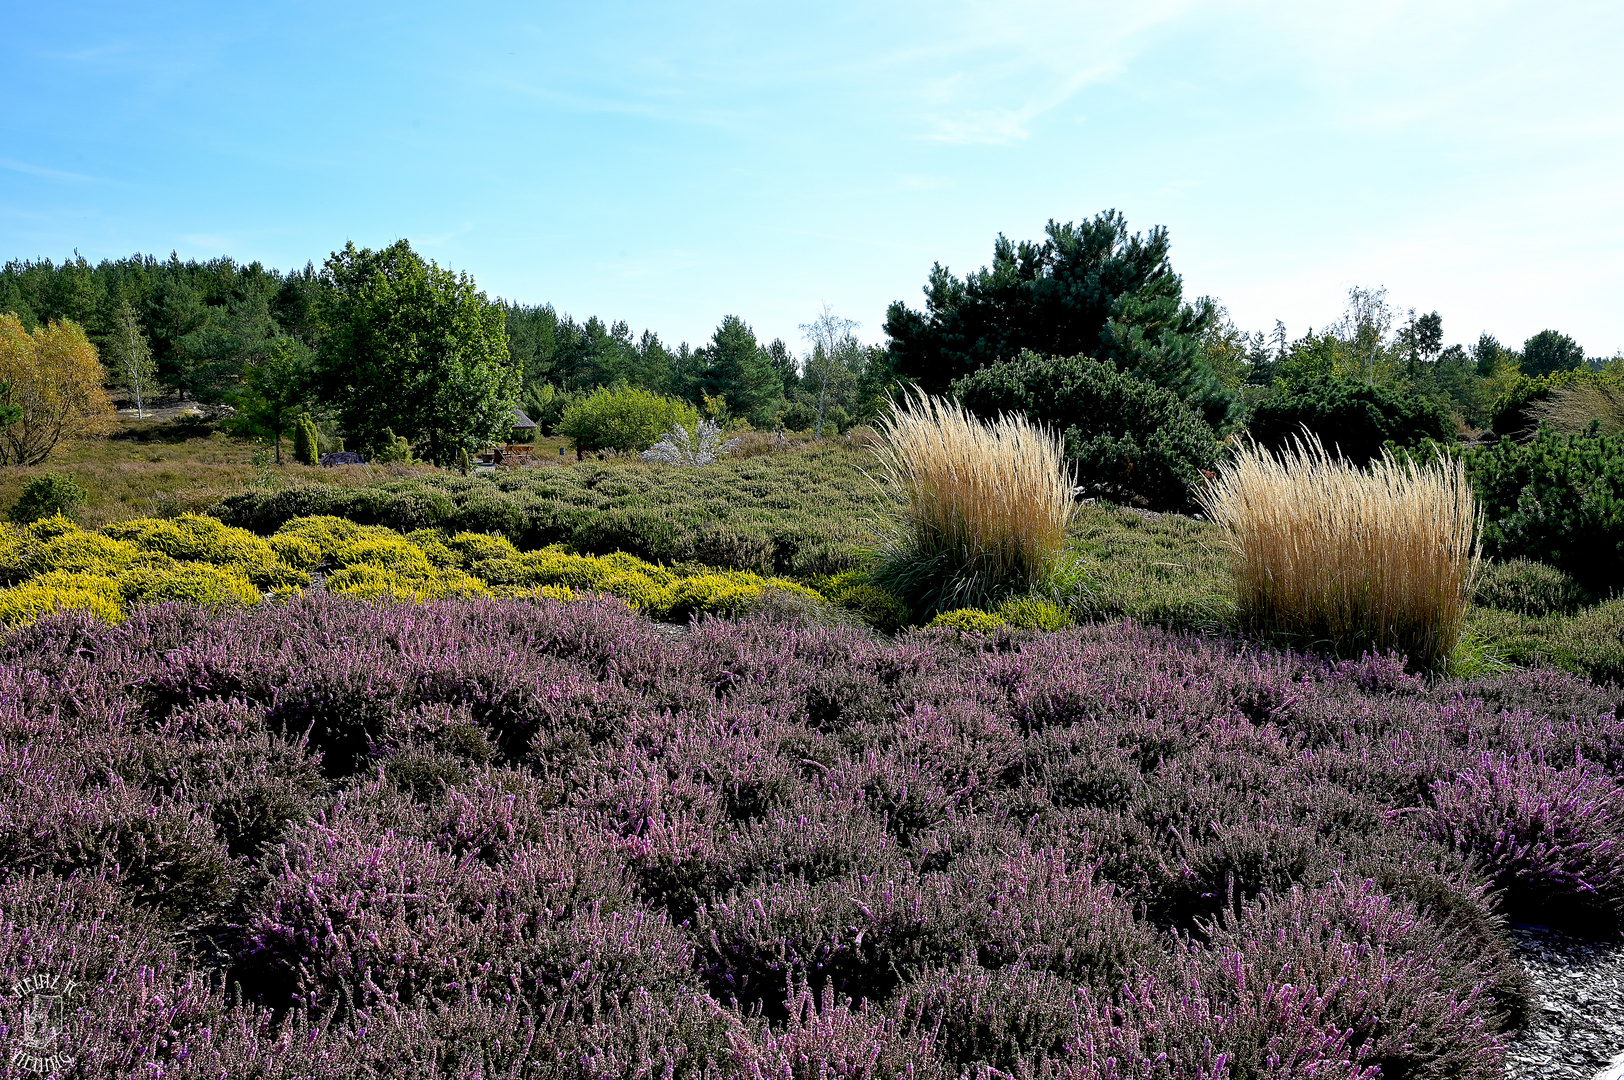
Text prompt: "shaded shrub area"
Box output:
[[1467, 428, 1624, 596], [954, 350, 1217, 512], [1249, 376, 1457, 466], [0, 595, 1616, 1072]]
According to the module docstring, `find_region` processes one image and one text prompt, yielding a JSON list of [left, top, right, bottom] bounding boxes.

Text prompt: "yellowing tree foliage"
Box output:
[[0, 314, 117, 465]]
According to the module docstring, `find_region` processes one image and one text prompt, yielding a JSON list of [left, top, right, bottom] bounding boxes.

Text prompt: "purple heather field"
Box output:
[[0, 594, 1621, 1077]]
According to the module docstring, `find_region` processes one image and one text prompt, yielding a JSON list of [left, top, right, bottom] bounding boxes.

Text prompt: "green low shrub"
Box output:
[[994, 595, 1072, 630], [558, 385, 699, 456], [1466, 428, 1624, 595], [953, 351, 1216, 512], [1463, 600, 1624, 685], [1472, 559, 1587, 617], [812, 572, 912, 633], [1247, 376, 1456, 466], [9, 472, 88, 524], [928, 608, 1007, 634], [213, 443, 883, 576]]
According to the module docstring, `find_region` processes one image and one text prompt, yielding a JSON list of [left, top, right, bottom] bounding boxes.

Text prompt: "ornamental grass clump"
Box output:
[[869, 390, 1074, 617], [1200, 433, 1479, 670]]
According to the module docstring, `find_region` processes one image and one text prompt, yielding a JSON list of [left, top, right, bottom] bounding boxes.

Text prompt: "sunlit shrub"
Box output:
[[266, 532, 322, 571], [272, 514, 368, 559], [0, 572, 124, 627], [995, 594, 1073, 630], [119, 562, 262, 610], [558, 385, 700, 456], [812, 571, 913, 632], [326, 564, 490, 602], [17, 527, 139, 578], [104, 513, 306, 588], [928, 608, 1007, 634]]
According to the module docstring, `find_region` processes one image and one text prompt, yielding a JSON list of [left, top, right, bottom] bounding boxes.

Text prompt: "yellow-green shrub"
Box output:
[[0, 572, 124, 628], [267, 534, 323, 572], [928, 608, 1007, 634], [995, 595, 1072, 631], [119, 563, 262, 611], [26, 515, 79, 541], [668, 571, 824, 620], [445, 531, 526, 584], [331, 534, 436, 577], [18, 529, 139, 578], [405, 530, 459, 569], [516, 548, 678, 593], [811, 571, 912, 632], [104, 514, 306, 589], [273, 516, 368, 560], [324, 565, 423, 603], [326, 564, 490, 603]]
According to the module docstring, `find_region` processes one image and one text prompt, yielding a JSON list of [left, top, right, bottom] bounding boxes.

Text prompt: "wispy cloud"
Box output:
[[886, 0, 1192, 144], [0, 158, 98, 183]]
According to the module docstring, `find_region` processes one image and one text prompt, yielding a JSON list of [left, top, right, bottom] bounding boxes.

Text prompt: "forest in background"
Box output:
[[0, 212, 1614, 468]]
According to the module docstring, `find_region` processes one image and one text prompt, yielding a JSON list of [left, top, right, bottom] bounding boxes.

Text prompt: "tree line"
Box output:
[[0, 242, 890, 463], [1, 212, 1609, 468]]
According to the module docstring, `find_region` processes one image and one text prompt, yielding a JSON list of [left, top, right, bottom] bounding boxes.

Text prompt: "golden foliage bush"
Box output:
[[1199, 434, 1480, 670], [928, 608, 1008, 634], [0, 314, 117, 465], [118, 563, 262, 610], [0, 510, 847, 630], [0, 571, 125, 627], [104, 513, 307, 588]]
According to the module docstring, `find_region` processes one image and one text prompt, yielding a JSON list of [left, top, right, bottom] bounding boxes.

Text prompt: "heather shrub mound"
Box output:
[[213, 440, 884, 576], [0, 595, 1619, 1073]]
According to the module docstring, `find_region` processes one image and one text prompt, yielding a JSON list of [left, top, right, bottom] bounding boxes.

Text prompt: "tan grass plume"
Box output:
[[869, 389, 1074, 613], [1198, 432, 1480, 669]]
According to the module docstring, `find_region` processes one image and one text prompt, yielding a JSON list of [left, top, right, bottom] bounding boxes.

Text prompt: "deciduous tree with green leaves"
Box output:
[[229, 336, 311, 464], [316, 240, 518, 464], [105, 297, 160, 418]]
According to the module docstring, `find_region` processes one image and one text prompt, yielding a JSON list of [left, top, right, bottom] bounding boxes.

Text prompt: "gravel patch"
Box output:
[[1505, 924, 1624, 1080]]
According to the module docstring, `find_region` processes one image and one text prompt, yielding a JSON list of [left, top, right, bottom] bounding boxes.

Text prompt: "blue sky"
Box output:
[[3, 1, 1620, 358]]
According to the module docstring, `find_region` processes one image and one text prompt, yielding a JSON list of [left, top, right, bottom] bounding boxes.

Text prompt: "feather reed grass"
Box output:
[[1199, 432, 1480, 670], [868, 389, 1075, 616], [1525, 379, 1624, 437]]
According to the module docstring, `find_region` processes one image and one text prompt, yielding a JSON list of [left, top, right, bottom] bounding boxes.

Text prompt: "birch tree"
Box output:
[[105, 298, 159, 418], [799, 304, 859, 438]]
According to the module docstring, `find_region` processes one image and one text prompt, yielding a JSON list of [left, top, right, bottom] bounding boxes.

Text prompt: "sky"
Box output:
[[2, 0, 1620, 358]]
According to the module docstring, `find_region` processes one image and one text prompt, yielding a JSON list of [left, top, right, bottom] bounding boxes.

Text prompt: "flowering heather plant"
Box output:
[[0, 593, 1619, 1074], [1424, 751, 1624, 922]]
